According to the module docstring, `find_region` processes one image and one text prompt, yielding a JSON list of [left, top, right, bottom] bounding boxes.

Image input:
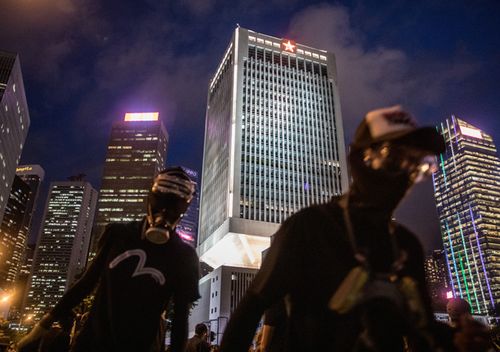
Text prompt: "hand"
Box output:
[[453, 316, 491, 352]]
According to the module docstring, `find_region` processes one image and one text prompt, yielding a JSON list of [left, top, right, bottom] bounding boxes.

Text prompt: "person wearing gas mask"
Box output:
[[17, 167, 200, 352], [220, 106, 488, 351]]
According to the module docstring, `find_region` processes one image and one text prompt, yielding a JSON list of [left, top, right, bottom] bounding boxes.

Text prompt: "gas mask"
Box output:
[[144, 169, 195, 244], [349, 142, 437, 211]]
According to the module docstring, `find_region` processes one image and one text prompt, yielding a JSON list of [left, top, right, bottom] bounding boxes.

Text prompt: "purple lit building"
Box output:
[[176, 167, 199, 247], [433, 116, 500, 319]]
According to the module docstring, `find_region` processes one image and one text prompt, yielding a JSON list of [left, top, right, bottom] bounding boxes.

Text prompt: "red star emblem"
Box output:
[[282, 40, 296, 53]]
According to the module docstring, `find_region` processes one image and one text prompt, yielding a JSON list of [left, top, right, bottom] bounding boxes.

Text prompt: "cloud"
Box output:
[[183, 0, 217, 16], [287, 4, 479, 138]]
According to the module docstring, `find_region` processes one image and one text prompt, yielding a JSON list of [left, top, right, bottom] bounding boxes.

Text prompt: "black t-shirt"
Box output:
[[222, 197, 450, 351], [50, 220, 200, 352]]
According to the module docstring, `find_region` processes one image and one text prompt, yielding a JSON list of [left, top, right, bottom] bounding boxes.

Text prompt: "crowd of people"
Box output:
[[8, 107, 497, 351]]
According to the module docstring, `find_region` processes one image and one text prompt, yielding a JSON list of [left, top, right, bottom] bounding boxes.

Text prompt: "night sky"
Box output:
[[1, 0, 499, 252]]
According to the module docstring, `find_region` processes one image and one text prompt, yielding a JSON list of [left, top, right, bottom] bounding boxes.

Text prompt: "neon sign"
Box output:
[[281, 40, 296, 53], [124, 112, 159, 122]]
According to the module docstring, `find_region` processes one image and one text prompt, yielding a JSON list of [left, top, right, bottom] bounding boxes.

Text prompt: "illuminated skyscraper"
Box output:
[[424, 250, 450, 312], [0, 175, 30, 290], [433, 116, 500, 317], [25, 180, 97, 321], [0, 51, 30, 222], [198, 27, 348, 269], [9, 165, 44, 319], [177, 167, 200, 247], [91, 112, 168, 252]]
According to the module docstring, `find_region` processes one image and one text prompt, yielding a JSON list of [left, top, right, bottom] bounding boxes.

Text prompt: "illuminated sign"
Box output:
[[16, 166, 33, 172], [460, 126, 482, 139], [124, 112, 159, 122], [281, 39, 296, 53]]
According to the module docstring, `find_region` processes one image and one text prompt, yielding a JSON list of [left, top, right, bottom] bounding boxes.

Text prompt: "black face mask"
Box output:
[[349, 149, 413, 213]]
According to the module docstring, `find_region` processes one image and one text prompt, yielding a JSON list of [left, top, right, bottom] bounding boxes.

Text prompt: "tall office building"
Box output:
[[91, 112, 168, 252], [15, 165, 45, 236], [0, 175, 30, 289], [177, 167, 200, 247], [9, 165, 44, 319], [0, 51, 30, 222], [24, 181, 97, 321], [433, 116, 500, 317], [198, 27, 348, 269]]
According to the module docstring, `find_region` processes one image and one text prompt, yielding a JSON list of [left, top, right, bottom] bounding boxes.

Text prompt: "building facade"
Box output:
[[91, 112, 168, 254], [198, 27, 348, 269], [433, 116, 500, 317], [177, 167, 200, 247], [24, 181, 97, 321], [0, 51, 30, 222], [189, 265, 258, 345], [0, 175, 30, 290], [424, 249, 451, 312]]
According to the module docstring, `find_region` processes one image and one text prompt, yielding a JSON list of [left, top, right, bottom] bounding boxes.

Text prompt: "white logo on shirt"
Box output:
[[109, 249, 165, 285]]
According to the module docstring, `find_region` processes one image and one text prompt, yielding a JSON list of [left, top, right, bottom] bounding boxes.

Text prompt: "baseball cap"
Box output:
[[350, 105, 445, 155]]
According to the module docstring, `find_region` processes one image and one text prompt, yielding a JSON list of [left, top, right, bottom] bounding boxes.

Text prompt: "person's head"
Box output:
[[348, 105, 445, 211], [144, 167, 195, 244], [447, 298, 471, 328], [195, 323, 208, 338]]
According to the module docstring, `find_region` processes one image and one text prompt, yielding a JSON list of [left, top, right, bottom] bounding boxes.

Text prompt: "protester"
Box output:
[[445, 298, 492, 352], [446, 298, 471, 329], [17, 167, 200, 352], [185, 323, 210, 352], [220, 106, 489, 351]]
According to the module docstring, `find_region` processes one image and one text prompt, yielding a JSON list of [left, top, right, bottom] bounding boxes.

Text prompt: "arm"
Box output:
[[171, 247, 201, 352], [220, 216, 299, 352], [17, 226, 114, 350], [170, 297, 190, 352], [49, 224, 115, 320]]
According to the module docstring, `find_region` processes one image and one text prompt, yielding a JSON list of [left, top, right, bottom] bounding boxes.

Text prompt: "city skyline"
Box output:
[[1, 1, 500, 251]]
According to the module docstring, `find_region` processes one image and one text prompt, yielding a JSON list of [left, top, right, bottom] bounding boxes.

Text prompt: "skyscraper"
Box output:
[[24, 180, 97, 321], [433, 116, 500, 317], [177, 167, 200, 247], [0, 175, 30, 289], [10, 165, 44, 320], [91, 112, 168, 251], [0, 51, 30, 222], [424, 249, 451, 312], [198, 27, 348, 269]]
